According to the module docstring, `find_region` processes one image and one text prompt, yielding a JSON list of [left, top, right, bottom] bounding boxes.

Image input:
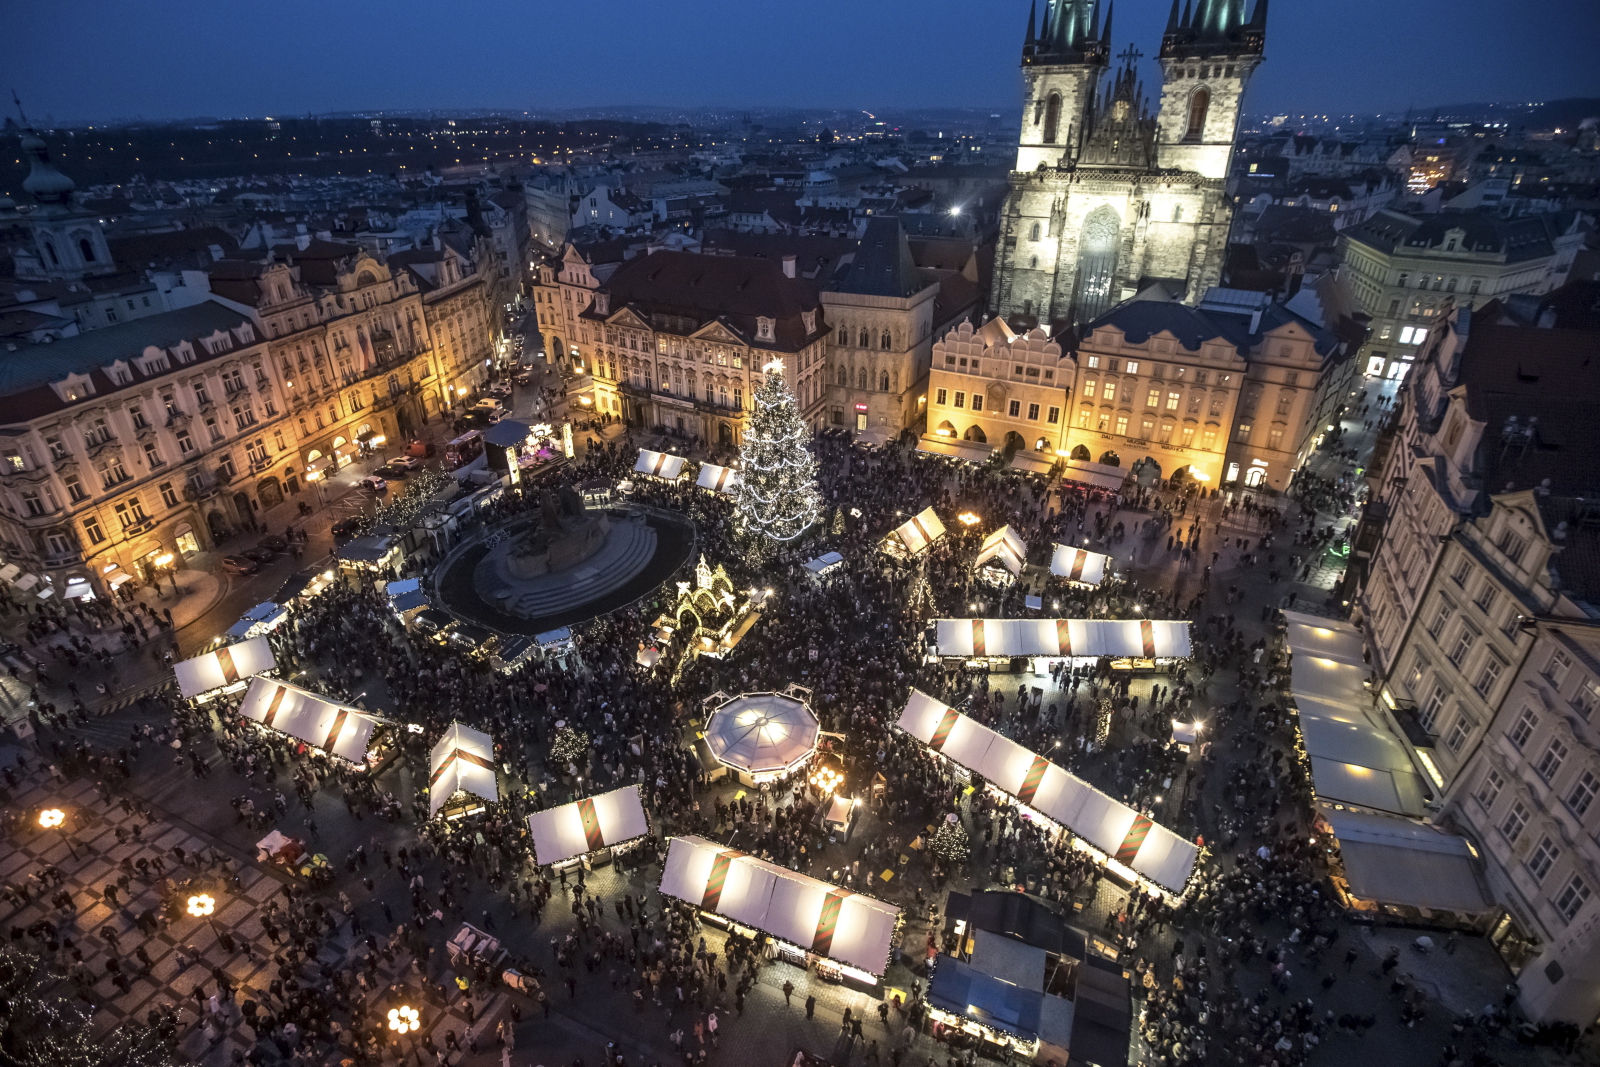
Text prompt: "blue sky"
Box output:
[[5, 0, 1597, 122]]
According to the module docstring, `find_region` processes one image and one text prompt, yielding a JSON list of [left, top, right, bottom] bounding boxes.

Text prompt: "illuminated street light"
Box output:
[[187, 894, 216, 918], [38, 808, 65, 829], [388, 1005, 421, 1035], [957, 512, 980, 526]]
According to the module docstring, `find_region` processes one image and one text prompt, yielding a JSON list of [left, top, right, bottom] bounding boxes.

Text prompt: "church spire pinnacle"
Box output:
[[1025, 0, 1037, 48]]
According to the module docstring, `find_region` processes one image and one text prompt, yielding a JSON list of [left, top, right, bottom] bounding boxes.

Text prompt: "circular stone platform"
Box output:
[[434, 505, 694, 636]]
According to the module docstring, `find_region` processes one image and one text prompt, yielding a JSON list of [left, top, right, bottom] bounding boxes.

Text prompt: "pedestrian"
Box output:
[[782, 979, 794, 1006], [805, 994, 816, 1019]]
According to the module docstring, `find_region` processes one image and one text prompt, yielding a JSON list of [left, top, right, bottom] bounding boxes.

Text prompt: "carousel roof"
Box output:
[[703, 691, 820, 775]]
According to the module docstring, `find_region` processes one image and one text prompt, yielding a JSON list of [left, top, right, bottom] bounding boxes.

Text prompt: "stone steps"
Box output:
[[502, 520, 660, 618]]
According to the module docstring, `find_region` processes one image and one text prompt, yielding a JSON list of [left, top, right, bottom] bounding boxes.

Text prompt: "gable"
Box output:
[[693, 320, 744, 345]]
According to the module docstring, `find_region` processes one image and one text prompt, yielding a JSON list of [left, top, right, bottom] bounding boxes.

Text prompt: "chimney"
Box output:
[[782, 254, 796, 279]]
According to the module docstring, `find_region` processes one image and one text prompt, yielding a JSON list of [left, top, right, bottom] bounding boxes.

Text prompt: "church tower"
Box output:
[[1015, 0, 1109, 172], [1154, 0, 1267, 179], [12, 124, 113, 282]]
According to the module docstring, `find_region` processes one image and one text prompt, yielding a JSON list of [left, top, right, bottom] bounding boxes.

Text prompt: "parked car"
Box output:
[[240, 547, 276, 564], [388, 455, 423, 471], [373, 465, 408, 480], [488, 384, 513, 399], [221, 555, 259, 575], [358, 475, 388, 493], [257, 534, 288, 552], [331, 517, 363, 541]]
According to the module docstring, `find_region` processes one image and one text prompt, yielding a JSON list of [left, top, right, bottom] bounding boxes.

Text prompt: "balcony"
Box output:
[[183, 478, 221, 502], [42, 549, 83, 568]]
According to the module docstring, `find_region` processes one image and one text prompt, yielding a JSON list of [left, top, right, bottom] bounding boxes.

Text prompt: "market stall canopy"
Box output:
[[695, 463, 741, 494], [636, 647, 660, 668], [238, 677, 385, 763], [660, 834, 901, 977], [974, 526, 1027, 577], [885, 506, 946, 556], [174, 636, 276, 698], [1009, 450, 1056, 475], [428, 722, 498, 817], [1322, 808, 1492, 914], [527, 785, 649, 866], [703, 691, 820, 776], [917, 435, 994, 464], [933, 618, 1191, 659], [482, 419, 532, 448], [1282, 610, 1367, 667], [634, 449, 688, 482], [1050, 545, 1110, 586], [804, 551, 844, 577], [1061, 461, 1127, 490], [226, 602, 289, 639], [897, 690, 1196, 893]]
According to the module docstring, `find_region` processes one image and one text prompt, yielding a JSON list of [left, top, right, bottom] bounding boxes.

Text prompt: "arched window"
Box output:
[[1070, 444, 1091, 461], [1074, 205, 1121, 321], [1029, 222, 1042, 241], [858, 328, 869, 347], [857, 367, 868, 390], [1030, 256, 1039, 269], [880, 330, 891, 350], [44, 241, 58, 266], [1042, 92, 1062, 145], [1184, 87, 1210, 142], [836, 365, 847, 387], [78, 238, 95, 263], [879, 372, 890, 391]]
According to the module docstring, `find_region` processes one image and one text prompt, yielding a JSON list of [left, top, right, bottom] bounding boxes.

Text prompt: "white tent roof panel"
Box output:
[[634, 449, 687, 481], [916, 436, 993, 464], [428, 722, 498, 816], [1049, 545, 1110, 586], [975, 526, 1027, 577], [933, 618, 1191, 659], [696, 463, 741, 494], [528, 785, 649, 866], [887, 506, 946, 556], [237, 677, 383, 763], [1282, 611, 1367, 667], [174, 636, 276, 698]]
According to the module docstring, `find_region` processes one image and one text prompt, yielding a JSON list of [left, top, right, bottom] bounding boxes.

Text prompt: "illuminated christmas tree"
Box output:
[[733, 361, 821, 543]]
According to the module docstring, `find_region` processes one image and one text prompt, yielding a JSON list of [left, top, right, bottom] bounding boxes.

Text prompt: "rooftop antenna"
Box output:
[[11, 89, 30, 127]]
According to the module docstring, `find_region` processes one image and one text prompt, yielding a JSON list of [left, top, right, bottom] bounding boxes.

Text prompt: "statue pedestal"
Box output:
[[504, 514, 610, 579]]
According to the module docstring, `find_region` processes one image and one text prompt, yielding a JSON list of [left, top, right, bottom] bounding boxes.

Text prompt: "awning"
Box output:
[[1009, 450, 1055, 475], [917, 435, 993, 464], [334, 443, 358, 456], [0, 563, 20, 583], [173, 636, 276, 698], [1050, 545, 1110, 586], [14, 573, 40, 592], [227, 603, 290, 639], [634, 449, 687, 482], [238, 677, 384, 763], [636, 647, 661, 668], [884, 506, 946, 556], [975, 525, 1027, 576], [897, 690, 1197, 893], [929, 959, 1043, 1041], [428, 722, 498, 816], [1282, 609, 1366, 666], [305, 455, 333, 473], [933, 618, 1192, 659], [1323, 808, 1493, 914], [854, 429, 890, 449], [804, 551, 844, 576], [527, 785, 649, 866], [660, 834, 901, 976], [696, 463, 741, 494], [536, 627, 573, 648], [1061, 462, 1127, 490], [704, 692, 820, 776], [355, 429, 377, 443]]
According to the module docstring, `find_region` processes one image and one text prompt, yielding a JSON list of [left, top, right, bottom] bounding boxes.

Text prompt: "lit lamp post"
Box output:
[[388, 1004, 421, 1048], [38, 807, 77, 859], [153, 552, 177, 596], [187, 892, 224, 941], [305, 468, 328, 508]]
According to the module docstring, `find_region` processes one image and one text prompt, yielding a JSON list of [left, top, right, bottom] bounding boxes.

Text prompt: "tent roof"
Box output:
[[1050, 545, 1110, 586], [885, 506, 946, 556], [933, 618, 1192, 659], [527, 785, 649, 866], [428, 722, 498, 816], [695, 463, 741, 494], [173, 636, 276, 698], [634, 449, 687, 481], [703, 692, 820, 774], [1323, 809, 1493, 913], [237, 677, 384, 763]]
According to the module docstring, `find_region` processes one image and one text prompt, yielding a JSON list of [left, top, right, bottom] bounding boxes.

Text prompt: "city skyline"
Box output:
[[3, 0, 1597, 126]]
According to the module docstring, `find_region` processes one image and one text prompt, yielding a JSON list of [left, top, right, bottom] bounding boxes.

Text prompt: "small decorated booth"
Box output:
[[695, 463, 741, 495], [932, 617, 1191, 674], [174, 636, 277, 702], [237, 676, 391, 770], [226, 602, 291, 641], [1049, 545, 1111, 587], [803, 551, 844, 580], [701, 686, 821, 787], [660, 834, 901, 986], [973, 525, 1027, 579], [527, 784, 651, 871], [881, 506, 946, 559], [634, 449, 688, 483], [897, 689, 1197, 896], [429, 722, 499, 820]]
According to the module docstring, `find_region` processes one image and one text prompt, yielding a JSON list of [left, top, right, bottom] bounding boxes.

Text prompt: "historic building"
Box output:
[[990, 0, 1266, 329], [926, 318, 1071, 463]]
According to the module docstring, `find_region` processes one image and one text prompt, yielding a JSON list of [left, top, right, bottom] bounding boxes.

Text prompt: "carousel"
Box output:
[[701, 685, 820, 787]]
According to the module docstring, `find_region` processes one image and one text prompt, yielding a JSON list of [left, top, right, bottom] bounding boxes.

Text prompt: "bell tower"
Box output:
[[1014, 0, 1111, 173], [1154, 0, 1267, 180]]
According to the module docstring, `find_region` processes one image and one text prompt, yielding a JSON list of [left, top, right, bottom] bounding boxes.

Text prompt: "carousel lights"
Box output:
[[387, 1005, 421, 1034], [186, 893, 216, 918], [38, 808, 65, 829]]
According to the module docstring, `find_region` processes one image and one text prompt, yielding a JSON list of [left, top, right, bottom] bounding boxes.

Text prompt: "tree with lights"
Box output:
[[930, 812, 970, 866], [733, 361, 822, 544]]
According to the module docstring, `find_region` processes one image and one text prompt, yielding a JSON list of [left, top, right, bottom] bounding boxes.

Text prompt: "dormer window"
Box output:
[[233, 323, 256, 344], [170, 341, 195, 364], [105, 361, 133, 387], [52, 372, 96, 404], [593, 293, 610, 315], [802, 310, 816, 334], [756, 317, 775, 342]]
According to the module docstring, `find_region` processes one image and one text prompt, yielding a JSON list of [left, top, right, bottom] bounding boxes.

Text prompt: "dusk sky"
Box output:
[[5, 0, 1598, 123]]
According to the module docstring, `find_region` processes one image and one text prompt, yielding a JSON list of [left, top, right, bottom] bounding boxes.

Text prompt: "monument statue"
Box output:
[[502, 486, 610, 580]]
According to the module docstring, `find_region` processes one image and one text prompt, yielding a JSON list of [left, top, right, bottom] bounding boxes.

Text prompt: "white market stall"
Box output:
[[916, 435, 994, 464], [932, 618, 1191, 660], [660, 834, 901, 982], [237, 677, 387, 766], [634, 449, 688, 483], [174, 636, 276, 700], [803, 551, 844, 579], [695, 463, 741, 494], [702, 687, 821, 786], [429, 722, 499, 818], [528, 785, 650, 868], [226, 602, 290, 640], [883, 506, 946, 558], [897, 690, 1197, 894], [974, 525, 1027, 577], [1049, 545, 1110, 587]]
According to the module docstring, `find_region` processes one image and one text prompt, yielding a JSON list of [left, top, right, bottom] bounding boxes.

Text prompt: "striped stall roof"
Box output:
[[896, 690, 1197, 892], [633, 449, 688, 482], [885, 506, 947, 557], [427, 722, 499, 817], [932, 618, 1190, 659], [695, 463, 742, 494], [528, 785, 649, 866], [173, 636, 276, 698], [974, 525, 1028, 577], [237, 676, 384, 763], [1048, 544, 1110, 586]]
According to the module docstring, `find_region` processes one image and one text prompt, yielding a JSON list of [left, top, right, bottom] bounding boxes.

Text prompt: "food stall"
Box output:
[[695, 462, 741, 495], [930, 617, 1191, 674], [634, 449, 688, 483], [1049, 544, 1111, 587], [527, 785, 651, 871], [174, 636, 276, 702], [237, 676, 391, 771], [659, 834, 901, 987], [973, 525, 1027, 579], [428, 722, 499, 819], [881, 506, 946, 559], [226, 602, 291, 641]]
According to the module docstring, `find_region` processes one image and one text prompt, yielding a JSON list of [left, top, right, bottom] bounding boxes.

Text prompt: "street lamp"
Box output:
[[388, 1005, 420, 1035], [38, 808, 77, 858], [153, 552, 177, 596]]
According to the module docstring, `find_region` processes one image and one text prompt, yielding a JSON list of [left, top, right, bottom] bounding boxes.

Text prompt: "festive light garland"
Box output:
[[732, 362, 822, 543]]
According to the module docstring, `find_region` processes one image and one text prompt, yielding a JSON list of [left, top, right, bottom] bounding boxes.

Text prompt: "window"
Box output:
[[205, 417, 223, 443], [1496, 528, 1528, 565], [1047, 406, 1060, 424], [1124, 362, 1139, 375], [1577, 679, 1600, 720], [1086, 356, 1101, 370], [1449, 628, 1477, 666], [46, 436, 68, 461], [217, 453, 236, 480], [1420, 685, 1448, 731], [1114, 414, 1129, 436], [1509, 708, 1539, 750], [1475, 585, 1498, 615], [1545, 650, 1573, 688], [1267, 426, 1285, 450], [1188, 393, 1203, 413], [98, 457, 129, 489], [971, 395, 983, 412], [1428, 602, 1454, 638], [176, 429, 195, 455], [1027, 403, 1040, 421], [1500, 802, 1530, 843], [1147, 388, 1161, 408], [130, 406, 148, 430], [1141, 417, 1156, 439], [159, 481, 179, 508], [1528, 838, 1561, 882], [1184, 87, 1210, 141], [20, 490, 44, 517], [1475, 657, 1503, 696], [936, 388, 947, 406], [954, 392, 965, 409], [1166, 391, 1181, 411], [83, 515, 106, 544], [1445, 715, 1472, 753], [1101, 382, 1116, 403], [1553, 875, 1590, 922], [1276, 393, 1294, 417], [247, 439, 268, 466], [1076, 407, 1093, 428], [1476, 768, 1505, 810], [142, 442, 163, 470], [1234, 423, 1253, 443], [1084, 379, 1099, 398], [63, 473, 87, 503], [1567, 771, 1598, 817], [193, 382, 211, 407], [1008, 400, 1021, 418], [1535, 738, 1568, 782]]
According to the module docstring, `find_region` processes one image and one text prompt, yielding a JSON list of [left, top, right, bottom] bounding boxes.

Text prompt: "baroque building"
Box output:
[[991, 0, 1266, 328]]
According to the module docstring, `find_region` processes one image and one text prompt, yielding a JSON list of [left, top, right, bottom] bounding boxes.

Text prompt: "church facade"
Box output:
[[990, 0, 1268, 329]]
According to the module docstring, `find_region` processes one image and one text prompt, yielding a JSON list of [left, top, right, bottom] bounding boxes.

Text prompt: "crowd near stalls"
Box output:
[[8, 418, 1551, 1067]]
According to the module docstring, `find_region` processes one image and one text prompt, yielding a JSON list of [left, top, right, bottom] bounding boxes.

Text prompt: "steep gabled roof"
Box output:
[[832, 218, 921, 298]]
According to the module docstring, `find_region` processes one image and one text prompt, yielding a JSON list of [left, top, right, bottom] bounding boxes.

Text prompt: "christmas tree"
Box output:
[[734, 361, 822, 543]]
